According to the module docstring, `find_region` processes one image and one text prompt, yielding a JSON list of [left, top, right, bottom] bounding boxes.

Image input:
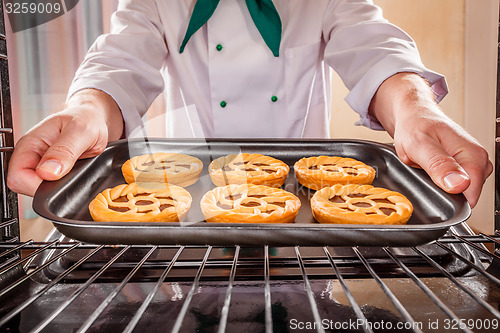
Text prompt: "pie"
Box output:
[[209, 153, 289, 187], [294, 156, 375, 190], [89, 182, 192, 222], [122, 152, 203, 187], [310, 184, 413, 225], [200, 184, 301, 223]]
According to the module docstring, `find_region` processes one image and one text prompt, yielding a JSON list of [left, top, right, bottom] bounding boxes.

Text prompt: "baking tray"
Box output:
[[33, 138, 471, 246]]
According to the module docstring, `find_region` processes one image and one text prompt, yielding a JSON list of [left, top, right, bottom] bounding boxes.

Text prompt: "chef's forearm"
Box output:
[[66, 88, 124, 141], [368, 72, 439, 136]]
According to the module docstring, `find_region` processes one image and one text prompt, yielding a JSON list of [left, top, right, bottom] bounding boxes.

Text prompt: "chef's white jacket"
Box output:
[[68, 0, 448, 139]]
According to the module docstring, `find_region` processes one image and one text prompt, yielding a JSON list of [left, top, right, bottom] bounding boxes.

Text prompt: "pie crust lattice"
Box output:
[[294, 156, 376, 190], [311, 184, 413, 225], [122, 153, 203, 187], [209, 153, 289, 187], [200, 184, 301, 223], [89, 182, 192, 222]]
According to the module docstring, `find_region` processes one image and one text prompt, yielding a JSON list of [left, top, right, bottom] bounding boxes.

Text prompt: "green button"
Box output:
[[271, 95, 278, 102], [216, 44, 223, 51], [220, 100, 227, 108]]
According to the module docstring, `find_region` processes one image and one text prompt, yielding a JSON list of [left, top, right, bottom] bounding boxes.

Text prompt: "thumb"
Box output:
[[400, 141, 470, 194], [36, 124, 105, 181]]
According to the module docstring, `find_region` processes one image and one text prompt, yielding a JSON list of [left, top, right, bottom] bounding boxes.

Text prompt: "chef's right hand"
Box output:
[[7, 89, 123, 197]]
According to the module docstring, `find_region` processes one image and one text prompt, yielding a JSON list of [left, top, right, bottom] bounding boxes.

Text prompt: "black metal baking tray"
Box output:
[[33, 138, 471, 246]]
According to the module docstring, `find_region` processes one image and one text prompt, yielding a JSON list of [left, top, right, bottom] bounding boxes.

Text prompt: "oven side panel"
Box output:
[[0, 1, 19, 242], [496, 3, 500, 236]]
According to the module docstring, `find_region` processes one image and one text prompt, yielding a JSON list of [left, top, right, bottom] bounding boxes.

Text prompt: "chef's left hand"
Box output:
[[369, 72, 493, 208]]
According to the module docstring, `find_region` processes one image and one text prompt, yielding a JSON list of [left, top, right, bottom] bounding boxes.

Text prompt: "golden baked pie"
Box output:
[[200, 184, 301, 223], [89, 182, 192, 222], [209, 153, 289, 187], [311, 184, 413, 225], [294, 156, 375, 190], [122, 152, 203, 187]]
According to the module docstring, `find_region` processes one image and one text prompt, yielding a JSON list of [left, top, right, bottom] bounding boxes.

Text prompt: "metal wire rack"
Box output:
[[0, 228, 499, 332]]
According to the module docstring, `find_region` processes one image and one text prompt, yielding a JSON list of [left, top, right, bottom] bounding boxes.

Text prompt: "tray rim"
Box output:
[[32, 138, 471, 241]]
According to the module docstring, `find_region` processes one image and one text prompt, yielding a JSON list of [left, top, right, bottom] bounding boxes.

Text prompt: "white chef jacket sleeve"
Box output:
[[67, 0, 167, 136], [322, 0, 448, 130]]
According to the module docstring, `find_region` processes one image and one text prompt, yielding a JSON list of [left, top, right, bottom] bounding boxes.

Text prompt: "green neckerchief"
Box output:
[[179, 0, 282, 57]]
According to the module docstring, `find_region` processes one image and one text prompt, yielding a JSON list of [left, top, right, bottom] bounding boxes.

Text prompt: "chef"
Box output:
[[7, 0, 492, 207]]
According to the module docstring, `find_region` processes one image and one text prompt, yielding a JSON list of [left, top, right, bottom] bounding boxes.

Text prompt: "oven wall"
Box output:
[[330, 0, 498, 234]]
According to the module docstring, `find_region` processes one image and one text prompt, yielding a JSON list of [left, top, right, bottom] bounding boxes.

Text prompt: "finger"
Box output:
[[394, 143, 422, 169], [36, 122, 105, 181], [402, 139, 471, 195], [7, 137, 48, 196], [459, 158, 493, 208]]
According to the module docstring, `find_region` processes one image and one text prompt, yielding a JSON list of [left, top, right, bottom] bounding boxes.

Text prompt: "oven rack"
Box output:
[[1, 229, 499, 333]]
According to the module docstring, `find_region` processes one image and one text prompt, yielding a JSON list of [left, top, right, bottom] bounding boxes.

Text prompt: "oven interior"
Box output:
[[1, 4, 500, 333]]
